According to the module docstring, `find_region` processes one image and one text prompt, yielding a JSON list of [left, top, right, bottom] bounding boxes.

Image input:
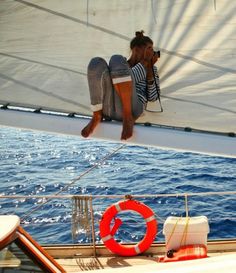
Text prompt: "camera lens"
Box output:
[[154, 50, 160, 58]]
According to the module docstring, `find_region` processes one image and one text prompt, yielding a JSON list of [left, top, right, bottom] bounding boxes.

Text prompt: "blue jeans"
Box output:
[[87, 55, 143, 121]]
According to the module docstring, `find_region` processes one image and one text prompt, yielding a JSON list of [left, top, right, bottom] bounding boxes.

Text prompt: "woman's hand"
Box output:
[[143, 46, 159, 66], [140, 44, 159, 79], [143, 45, 154, 62], [151, 52, 159, 65]]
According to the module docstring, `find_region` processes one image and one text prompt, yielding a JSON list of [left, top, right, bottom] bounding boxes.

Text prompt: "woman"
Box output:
[[81, 31, 160, 140]]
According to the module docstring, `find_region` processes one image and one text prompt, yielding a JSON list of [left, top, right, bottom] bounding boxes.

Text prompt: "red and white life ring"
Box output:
[[99, 199, 157, 256]]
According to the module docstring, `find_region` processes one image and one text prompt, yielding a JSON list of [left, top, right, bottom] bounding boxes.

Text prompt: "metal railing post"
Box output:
[[89, 196, 97, 257], [185, 194, 189, 217]]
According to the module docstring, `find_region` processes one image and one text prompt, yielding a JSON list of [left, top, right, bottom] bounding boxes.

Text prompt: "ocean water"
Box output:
[[0, 127, 236, 245]]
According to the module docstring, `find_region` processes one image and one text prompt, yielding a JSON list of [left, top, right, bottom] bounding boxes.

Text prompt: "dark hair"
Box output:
[[130, 30, 153, 49]]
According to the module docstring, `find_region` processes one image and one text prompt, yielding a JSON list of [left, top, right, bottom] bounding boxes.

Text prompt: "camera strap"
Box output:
[[145, 65, 163, 113], [152, 65, 163, 112]]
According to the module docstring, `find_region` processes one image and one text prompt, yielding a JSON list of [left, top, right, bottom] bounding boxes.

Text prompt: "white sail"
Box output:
[[0, 0, 235, 156]]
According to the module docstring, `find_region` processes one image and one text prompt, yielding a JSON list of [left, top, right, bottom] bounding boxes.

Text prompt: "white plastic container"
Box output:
[[163, 216, 209, 251]]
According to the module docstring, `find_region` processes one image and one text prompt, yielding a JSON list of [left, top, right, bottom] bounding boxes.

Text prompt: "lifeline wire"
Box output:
[[21, 143, 126, 222]]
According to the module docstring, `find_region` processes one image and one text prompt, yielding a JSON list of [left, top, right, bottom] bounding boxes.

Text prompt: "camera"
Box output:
[[154, 50, 161, 58]]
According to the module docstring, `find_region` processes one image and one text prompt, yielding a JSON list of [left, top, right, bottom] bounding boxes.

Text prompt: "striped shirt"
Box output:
[[131, 63, 160, 106]]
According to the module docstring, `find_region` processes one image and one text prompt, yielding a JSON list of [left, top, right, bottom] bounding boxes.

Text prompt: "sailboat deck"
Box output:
[[45, 240, 236, 272], [57, 256, 159, 272], [58, 252, 236, 273], [56, 251, 236, 272]]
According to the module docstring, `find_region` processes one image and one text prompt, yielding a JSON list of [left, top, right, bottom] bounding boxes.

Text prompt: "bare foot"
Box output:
[[121, 117, 134, 140], [81, 111, 102, 138]]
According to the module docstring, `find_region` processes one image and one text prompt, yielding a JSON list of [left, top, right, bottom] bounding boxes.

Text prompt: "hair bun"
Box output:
[[130, 30, 153, 49], [135, 30, 144, 38]]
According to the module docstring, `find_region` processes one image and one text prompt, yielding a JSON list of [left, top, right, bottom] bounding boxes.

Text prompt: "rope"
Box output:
[[20, 144, 125, 222], [165, 217, 181, 248], [3, 190, 235, 200], [18, 215, 236, 228], [180, 217, 190, 246], [165, 216, 190, 250], [71, 196, 91, 243]]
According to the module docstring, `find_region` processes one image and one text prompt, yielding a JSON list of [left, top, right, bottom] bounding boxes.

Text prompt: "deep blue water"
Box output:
[[0, 127, 236, 245]]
